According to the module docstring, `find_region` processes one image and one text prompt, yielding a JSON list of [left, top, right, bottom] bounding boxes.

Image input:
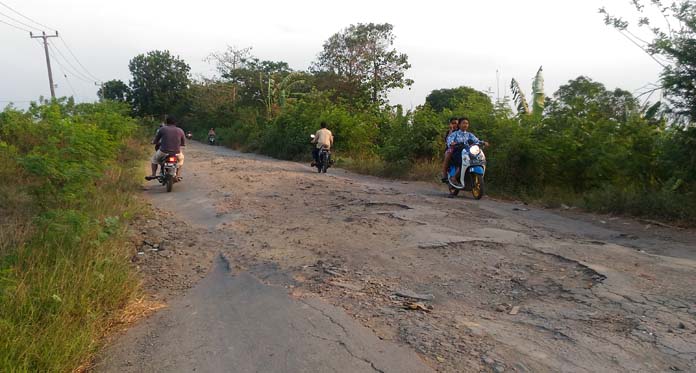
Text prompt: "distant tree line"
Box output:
[[100, 19, 695, 222]]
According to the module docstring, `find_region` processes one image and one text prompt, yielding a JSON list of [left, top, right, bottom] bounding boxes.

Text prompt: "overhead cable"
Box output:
[[0, 16, 31, 33], [0, 10, 42, 32], [47, 40, 95, 84], [0, 1, 56, 31], [46, 41, 94, 85], [58, 37, 101, 82]]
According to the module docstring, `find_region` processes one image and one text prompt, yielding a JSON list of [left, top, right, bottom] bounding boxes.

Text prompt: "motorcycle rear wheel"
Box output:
[[165, 175, 173, 192], [471, 174, 484, 200], [320, 153, 329, 173]]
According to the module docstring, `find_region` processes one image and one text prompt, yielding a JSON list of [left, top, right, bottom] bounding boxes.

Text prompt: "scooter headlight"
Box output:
[[469, 145, 481, 156]]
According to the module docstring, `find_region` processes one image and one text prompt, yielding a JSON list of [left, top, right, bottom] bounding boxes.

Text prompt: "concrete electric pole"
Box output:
[[30, 31, 59, 99]]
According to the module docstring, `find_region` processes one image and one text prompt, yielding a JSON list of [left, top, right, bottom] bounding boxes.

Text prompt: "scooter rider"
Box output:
[[311, 121, 334, 166], [441, 117, 488, 183], [146, 115, 186, 181]]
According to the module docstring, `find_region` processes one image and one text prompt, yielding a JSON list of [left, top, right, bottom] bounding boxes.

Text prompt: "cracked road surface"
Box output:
[[98, 255, 428, 372], [97, 142, 696, 372]]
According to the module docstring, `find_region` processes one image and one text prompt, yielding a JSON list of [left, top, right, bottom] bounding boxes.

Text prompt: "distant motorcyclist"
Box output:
[[146, 116, 185, 181], [208, 128, 217, 145], [311, 121, 334, 167], [441, 117, 488, 183]]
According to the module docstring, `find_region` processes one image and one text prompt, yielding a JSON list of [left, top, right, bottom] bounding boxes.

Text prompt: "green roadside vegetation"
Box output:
[[97, 9, 695, 224], [0, 99, 144, 371], [185, 79, 696, 224]]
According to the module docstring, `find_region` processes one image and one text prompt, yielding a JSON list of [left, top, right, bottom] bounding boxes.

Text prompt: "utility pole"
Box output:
[[30, 31, 59, 99]]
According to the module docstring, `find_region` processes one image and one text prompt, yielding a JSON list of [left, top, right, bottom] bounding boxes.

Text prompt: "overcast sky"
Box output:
[[0, 0, 664, 109]]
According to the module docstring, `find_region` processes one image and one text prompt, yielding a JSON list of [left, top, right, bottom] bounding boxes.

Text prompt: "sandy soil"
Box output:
[[125, 141, 696, 372]]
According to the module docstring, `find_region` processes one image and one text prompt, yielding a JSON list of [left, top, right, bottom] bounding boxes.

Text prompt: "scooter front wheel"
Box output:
[[471, 174, 484, 200]]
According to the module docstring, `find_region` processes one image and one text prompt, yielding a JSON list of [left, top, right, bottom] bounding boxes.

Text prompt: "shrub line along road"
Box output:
[[97, 141, 696, 372]]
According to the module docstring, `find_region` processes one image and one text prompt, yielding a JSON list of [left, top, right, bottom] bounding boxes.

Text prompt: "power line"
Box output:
[[48, 39, 93, 82], [1, 1, 98, 98], [0, 10, 42, 32], [48, 48, 94, 86], [58, 36, 101, 82], [47, 40, 95, 84], [0, 2, 101, 84], [0, 0, 56, 31], [63, 74, 78, 98], [0, 16, 31, 33], [617, 30, 667, 68], [53, 60, 78, 98]]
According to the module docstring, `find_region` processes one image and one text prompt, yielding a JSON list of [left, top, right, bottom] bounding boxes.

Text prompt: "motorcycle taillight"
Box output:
[[167, 156, 177, 162]]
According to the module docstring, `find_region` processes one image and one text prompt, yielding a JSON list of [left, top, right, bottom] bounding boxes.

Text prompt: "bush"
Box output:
[[0, 100, 142, 371]]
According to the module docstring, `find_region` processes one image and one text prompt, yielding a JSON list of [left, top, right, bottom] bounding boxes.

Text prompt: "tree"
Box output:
[[547, 76, 638, 122], [600, 1, 696, 122], [540, 76, 656, 190], [426, 86, 493, 113], [205, 46, 253, 108], [128, 50, 191, 117], [312, 23, 413, 105], [97, 80, 130, 102]]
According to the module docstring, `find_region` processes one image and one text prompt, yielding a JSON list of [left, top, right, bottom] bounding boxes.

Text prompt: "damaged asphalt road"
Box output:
[[96, 142, 696, 372], [98, 255, 429, 373]]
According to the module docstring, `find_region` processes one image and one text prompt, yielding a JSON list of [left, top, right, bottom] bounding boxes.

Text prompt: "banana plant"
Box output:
[[510, 66, 545, 118], [258, 72, 307, 119], [276, 72, 306, 108], [510, 78, 530, 115]]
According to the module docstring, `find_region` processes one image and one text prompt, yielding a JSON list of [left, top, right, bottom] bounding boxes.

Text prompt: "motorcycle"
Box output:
[[446, 141, 486, 199], [310, 134, 332, 173], [156, 153, 180, 192], [186, 131, 193, 140], [208, 135, 216, 145]]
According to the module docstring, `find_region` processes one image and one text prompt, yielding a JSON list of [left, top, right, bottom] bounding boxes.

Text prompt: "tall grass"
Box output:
[[0, 100, 144, 371]]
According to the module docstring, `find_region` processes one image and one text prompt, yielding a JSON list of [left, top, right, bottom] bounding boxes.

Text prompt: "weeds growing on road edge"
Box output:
[[0, 99, 146, 371]]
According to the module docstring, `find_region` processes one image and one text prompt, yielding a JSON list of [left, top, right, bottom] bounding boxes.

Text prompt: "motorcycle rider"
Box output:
[[311, 121, 334, 167], [146, 115, 186, 181], [441, 117, 488, 184]]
